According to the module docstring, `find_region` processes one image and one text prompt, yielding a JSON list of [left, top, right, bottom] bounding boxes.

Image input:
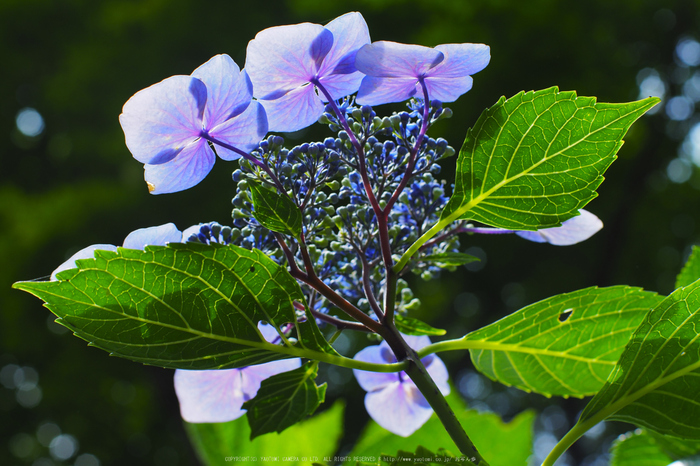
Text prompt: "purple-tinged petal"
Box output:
[[192, 55, 253, 128], [424, 75, 474, 103], [356, 76, 421, 106], [355, 41, 443, 78], [257, 84, 325, 133], [516, 210, 603, 246], [317, 12, 370, 100], [424, 354, 450, 395], [245, 23, 331, 99], [365, 381, 434, 437], [243, 358, 302, 382], [51, 244, 118, 281], [119, 76, 206, 165], [208, 101, 268, 159], [122, 223, 182, 250], [353, 344, 400, 392], [144, 140, 215, 194], [181, 224, 203, 242], [432, 44, 490, 78], [174, 369, 247, 423], [401, 335, 432, 352]]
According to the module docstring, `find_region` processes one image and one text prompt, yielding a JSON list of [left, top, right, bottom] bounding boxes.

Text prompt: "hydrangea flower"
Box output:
[[174, 323, 301, 423], [355, 41, 490, 106], [119, 54, 268, 194], [51, 223, 182, 280], [245, 12, 370, 132], [515, 209, 603, 245], [353, 335, 449, 437]]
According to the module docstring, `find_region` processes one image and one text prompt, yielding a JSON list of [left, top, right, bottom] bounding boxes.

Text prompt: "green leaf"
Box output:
[[442, 87, 659, 230], [13, 243, 337, 369], [394, 314, 446, 336], [577, 279, 700, 439], [677, 246, 700, 289], [242, 361, 327, 439], [609, 430, 673, 466], [347, 391, 534, 466], [462, 286, 662, 397], [249, 181, 302, 237], [420, 253, 480, 267], [185, 400, 344, 466]]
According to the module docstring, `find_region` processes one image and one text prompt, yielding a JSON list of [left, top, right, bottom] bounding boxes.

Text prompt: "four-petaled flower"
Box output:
[[174, 323, 301, 423], [119, 54, 268, 194], [51, 223, 183, 280], [353, 335, 449, 437], [355, 41, 490, 106], [245, 12, 370, 132]]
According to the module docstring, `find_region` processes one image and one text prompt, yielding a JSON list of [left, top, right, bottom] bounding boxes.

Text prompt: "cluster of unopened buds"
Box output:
[[53, 12, 603, 436]]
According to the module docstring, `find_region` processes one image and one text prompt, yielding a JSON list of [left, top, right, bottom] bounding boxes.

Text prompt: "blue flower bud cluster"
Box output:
[[219, 99, 461, 320]]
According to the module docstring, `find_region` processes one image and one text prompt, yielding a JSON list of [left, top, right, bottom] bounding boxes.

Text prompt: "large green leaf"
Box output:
[[13, 243, 336, 369], [677, 245, 700, 289], [460, 286, 662, 397], [442, 88, 659, 230], [185, 400, 344, 466], [243, 361, 327, 439], [347, 391, 534, 466], [249, 181, 302, 237], [577, 279, 700, 439]]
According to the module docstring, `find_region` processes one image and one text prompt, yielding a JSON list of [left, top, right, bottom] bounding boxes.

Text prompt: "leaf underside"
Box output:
[[443, 87, 659, 230], [464, 286, 662, 397], [13, 243, 335, 370]]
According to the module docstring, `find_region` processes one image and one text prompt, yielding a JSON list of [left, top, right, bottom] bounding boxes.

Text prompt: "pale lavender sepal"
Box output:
[[122, 223, 182, 249], [433, 44, 490, 78], [144, 140, 216, 194], [423, 75, 474, 103], [257, 84, 325, 133], [191, 54, 252, 128], [355, 41, 444, 78], [317, 12, 371, 100], [353, 335, 449, 436], [516, 209, 603, 246], [51, 244, 119, 280], [119, 75, 206, 165], [209, 101, 268, 159], [356, 76, 422, 106], [245, 22, 330, 99], [174, 369, 248, 423], [364, 381, 434, 437]]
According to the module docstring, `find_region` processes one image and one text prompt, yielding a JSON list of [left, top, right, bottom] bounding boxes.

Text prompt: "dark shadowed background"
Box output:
[[2, 1, 699, 465]]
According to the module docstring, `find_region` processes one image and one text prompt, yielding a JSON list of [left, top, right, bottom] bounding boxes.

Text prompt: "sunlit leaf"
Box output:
[[249, 181, 302, 237], [463, 286, 662, 397], [442, 87, 659, 230], [420, 253, 480, 267], [13, 243, 336, 369], [677, 245, 700, 289], [394, 314, 446, 336], [609, 430, 673, 466], [578, 279, 700, 439]]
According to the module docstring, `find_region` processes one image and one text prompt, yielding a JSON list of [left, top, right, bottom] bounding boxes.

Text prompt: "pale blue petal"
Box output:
[[51, 244, 118, 280], [174, 369, 246, 423], [122, 223, 182, 250], [516, 210, 603, 246], [317, 12, 370, 100], [401, 335, 432, 352], [356, 76, 421, 105], [258, 84, 324, 133], [144, 140, 215, 194], [192, 54, 252, 128], [433, 44, 490, 78], [119, 75, 205, 165], [355, 41, 443, 78], [425, 354, 451, 395], [246, 23, 330, 99], [365, 381, 434, 437], [353, 344, 399, 392], [424, 75, 474, 102], [209, 101, 268, 159], [181, 224, 203, 242], [243, 358, 301, 381]]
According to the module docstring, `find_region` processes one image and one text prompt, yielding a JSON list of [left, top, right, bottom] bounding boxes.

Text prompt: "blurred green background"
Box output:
[[2, 0, 699, 465]]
